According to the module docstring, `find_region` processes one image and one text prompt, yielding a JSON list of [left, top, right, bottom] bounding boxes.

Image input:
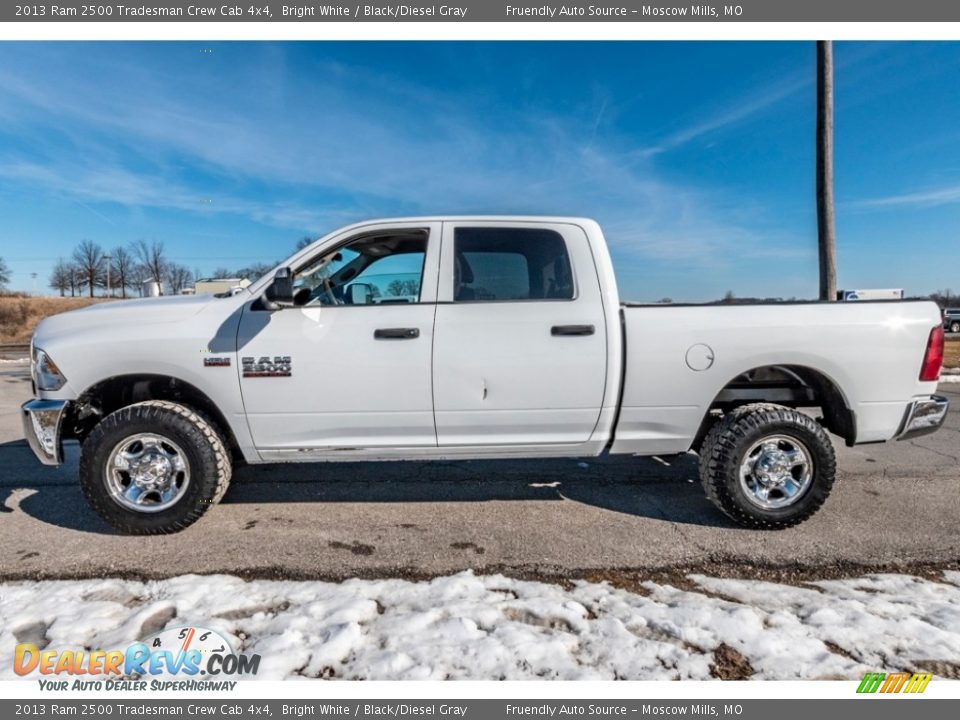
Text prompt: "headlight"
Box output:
[[32, 348, 67, 391]]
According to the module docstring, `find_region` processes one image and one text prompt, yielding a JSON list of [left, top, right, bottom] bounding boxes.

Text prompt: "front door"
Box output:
[[237, 222, 440, 455], [432, 221, 608, 446]]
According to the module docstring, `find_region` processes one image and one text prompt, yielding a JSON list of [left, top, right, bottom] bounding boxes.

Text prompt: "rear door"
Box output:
[[431, 221, 608, 446]]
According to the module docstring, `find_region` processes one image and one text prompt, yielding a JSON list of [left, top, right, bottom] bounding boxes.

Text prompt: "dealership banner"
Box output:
[[2, 700, 959, 719], [7, 0, 960, 22]]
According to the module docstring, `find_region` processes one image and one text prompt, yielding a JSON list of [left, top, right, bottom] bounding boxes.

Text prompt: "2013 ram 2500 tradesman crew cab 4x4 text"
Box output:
[[22, 217, 949, 534]]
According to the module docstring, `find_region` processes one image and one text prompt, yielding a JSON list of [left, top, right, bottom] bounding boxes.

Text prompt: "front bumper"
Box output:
[[21, 399, 70, 465], [896, 395, 950, 441]]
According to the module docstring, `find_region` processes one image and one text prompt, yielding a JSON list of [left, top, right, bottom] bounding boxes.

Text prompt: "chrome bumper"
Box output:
[[896, 395, 950, 441], [21, 399, 70, 466]]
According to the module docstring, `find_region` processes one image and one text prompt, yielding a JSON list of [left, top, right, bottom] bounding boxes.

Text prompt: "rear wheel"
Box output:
[[699, 403, 836, 529], [950, 321, 960, 333], [80, 400, 232, 534]]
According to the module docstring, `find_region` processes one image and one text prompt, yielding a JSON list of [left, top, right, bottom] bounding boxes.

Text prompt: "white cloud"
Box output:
[[849, 184, 960, 210], [630, 75, 810, 159]]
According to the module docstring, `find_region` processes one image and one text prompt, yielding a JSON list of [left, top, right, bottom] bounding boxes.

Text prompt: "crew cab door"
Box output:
[[237, 222, 440, 456], [432, 221, 608, 446]]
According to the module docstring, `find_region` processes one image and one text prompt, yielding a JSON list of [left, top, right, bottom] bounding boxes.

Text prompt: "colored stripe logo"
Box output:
[[857, 671, 932, 694]]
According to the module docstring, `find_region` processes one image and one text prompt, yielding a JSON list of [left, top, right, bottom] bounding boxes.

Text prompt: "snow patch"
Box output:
[[1, 571, 959, 681]]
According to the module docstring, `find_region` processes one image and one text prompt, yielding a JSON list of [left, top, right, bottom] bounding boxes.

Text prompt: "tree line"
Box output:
[[46, 240, 274, 298]]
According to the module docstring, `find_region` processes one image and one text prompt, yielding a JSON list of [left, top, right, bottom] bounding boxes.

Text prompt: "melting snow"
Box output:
[[1, 571, 959, 681]]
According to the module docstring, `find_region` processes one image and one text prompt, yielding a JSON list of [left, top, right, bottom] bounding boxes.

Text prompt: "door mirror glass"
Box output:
[[348, 282, 374, 305]]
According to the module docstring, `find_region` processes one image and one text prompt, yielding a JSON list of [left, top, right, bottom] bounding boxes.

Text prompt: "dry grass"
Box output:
[[0, 295, 109, 345], [945, 336, 960, 370]]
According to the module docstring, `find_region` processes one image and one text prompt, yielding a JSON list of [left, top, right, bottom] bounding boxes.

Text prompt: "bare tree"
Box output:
[[211, 267, 232, 279], [133, 239, 168, 293], [296, 236, 314, 251], [72, 240, 105, 297], [387, 279, 419, 297], [234, 262, 274, 282], [166, 263, 193, 294], [0, 256, 10, 289], [111, 246, 136, 299], [66, 262, 83, 297], [49, 258, 72, 297], [127, 263, 149, 297], [817, 41, 838, 301]]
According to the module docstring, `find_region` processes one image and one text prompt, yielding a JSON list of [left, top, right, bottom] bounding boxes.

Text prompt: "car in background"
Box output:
[[944, 308, 960, 333]]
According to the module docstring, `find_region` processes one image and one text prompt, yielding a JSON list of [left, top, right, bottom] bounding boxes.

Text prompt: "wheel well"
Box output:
[[64, 374, 244, 462], [694, 365, 856, 448]]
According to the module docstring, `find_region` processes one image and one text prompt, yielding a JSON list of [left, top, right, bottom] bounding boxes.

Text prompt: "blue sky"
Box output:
[[0, 41, 959, 300]]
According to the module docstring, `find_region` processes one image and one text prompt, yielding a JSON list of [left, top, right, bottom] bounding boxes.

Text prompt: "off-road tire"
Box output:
[[698, 403, 836, 529], [80, 400, 232, 534]]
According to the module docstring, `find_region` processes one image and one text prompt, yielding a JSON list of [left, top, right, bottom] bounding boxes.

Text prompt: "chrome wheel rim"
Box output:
[[738, 434, 813, 510], [105, 433, 190, 513]]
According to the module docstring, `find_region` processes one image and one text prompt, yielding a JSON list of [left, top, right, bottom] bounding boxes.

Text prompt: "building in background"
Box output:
[[193, 277, 252, 295]]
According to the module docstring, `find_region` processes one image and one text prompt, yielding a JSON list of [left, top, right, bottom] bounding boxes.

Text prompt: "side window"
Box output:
[[453, 227, 574, 302], [293, 229, 428, 306]]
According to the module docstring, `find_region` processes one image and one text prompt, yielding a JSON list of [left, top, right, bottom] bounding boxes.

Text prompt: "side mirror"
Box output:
[[262, 267, 295, 310], [348, 282, 373, 305]]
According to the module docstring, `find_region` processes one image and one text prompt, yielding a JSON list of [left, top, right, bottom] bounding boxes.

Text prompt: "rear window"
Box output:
[[453, 227, 574, 302]]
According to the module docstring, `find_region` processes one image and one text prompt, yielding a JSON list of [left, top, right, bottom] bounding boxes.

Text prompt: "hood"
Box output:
[[32, 293, 238, 347]]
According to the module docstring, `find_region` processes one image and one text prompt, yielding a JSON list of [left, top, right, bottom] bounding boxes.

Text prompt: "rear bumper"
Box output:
[[896, 395, 949, 441], [21, 399, 70, 466]]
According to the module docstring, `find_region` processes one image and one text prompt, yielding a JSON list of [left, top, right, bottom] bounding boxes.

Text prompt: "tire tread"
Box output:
[[79, 400, 232, 535], [698, 403, 836, 529]]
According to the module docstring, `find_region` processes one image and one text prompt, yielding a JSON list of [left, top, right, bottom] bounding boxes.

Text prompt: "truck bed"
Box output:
[[610, 300, 943, 454]]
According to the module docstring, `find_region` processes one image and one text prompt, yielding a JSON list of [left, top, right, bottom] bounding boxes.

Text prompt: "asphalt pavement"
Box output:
[[1, 359, 958, 583]]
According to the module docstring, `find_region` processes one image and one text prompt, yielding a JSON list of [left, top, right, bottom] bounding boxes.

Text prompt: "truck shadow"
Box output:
[[1, 440, 737, 533]]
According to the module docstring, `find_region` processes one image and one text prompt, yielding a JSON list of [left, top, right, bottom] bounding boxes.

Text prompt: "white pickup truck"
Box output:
[[22, 217, 949, 534]]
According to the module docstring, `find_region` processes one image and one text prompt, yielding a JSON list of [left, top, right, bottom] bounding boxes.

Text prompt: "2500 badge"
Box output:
[[242, 355, 292, 378]]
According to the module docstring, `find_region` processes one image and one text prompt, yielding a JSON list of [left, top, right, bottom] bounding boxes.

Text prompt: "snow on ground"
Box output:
[[2, 571, 959, 681]]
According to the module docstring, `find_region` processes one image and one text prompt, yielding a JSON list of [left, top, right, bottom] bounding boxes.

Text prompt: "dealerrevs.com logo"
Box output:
[[15, 626, 260, 691]]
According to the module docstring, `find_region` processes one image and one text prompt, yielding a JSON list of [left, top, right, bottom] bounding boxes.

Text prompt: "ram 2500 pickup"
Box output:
[[22, 217, 949, 534]]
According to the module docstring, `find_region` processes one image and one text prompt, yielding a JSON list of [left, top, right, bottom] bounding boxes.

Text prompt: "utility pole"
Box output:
[[103, 254, 112, 298], [816, 40, 838, 301]]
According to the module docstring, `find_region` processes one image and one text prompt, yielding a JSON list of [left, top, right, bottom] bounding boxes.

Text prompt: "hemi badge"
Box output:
[[204, 357, 231, 367]]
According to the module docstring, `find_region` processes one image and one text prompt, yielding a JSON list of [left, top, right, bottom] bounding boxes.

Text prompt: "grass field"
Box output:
[[0, 295, 109, 345], [946, 335, 960, 369]]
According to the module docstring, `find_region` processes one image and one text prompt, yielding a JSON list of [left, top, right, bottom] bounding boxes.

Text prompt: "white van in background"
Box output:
[[840, 288, 904, 301]]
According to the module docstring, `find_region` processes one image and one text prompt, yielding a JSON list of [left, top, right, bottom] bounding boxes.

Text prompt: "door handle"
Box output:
[[374, 327, 420, 340], [551, 324, 595, 337]]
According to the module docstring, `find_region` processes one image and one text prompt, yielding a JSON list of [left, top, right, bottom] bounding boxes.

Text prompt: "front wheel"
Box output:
[[80, 401, 232, 534], [950, 321, 960, 334], [698, 403, 836, 529]]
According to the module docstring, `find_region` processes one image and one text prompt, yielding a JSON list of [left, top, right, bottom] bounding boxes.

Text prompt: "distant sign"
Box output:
[[840, 289, 904, 301]]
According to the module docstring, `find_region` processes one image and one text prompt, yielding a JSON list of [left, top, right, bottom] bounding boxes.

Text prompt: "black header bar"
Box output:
[[5, 1, 960, 23]]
